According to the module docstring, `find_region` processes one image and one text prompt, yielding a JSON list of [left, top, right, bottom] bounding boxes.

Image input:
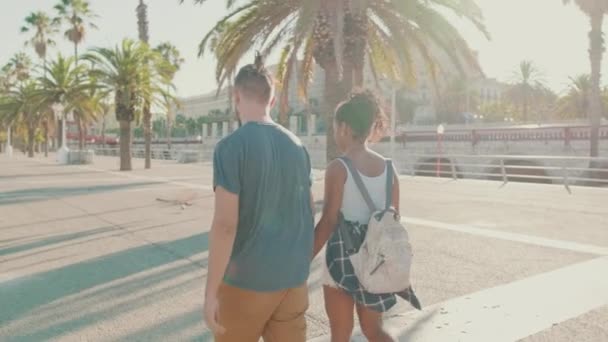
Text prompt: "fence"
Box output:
[[92, 148, 608, 192]]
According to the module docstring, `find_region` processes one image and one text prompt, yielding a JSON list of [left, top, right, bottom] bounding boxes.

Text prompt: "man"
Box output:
[[203, 54, 315, 342]]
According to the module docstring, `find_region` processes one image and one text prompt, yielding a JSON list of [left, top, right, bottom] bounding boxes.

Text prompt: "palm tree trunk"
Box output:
[[42, 57, 49, 158], [143, 104, 151, 169], [43, 120, 49, 157], [27, 125, 35, 158], [138, 0, 152, 169], [166, 116, 172, 150], [101, 116, 106, 149], [324, 66, 341, 162], [354, 67, 364, 88], [83, 122, 88, 149], [588, 13, 604, 159], [119, 120, 132, 171], [77, 115, 84, 150], [343, 62, 354, 94], [523, 87, 529, 123], [74, 42, 78, 65]]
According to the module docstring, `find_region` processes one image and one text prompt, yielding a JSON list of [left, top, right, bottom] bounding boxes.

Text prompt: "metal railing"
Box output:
[[400, 154, 608, 193], [92, 147, 608, 192]]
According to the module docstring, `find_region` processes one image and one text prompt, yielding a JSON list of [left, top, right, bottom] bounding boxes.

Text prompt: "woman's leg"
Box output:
[[323, 285, 355, 342], [356, 304, 394, 342]]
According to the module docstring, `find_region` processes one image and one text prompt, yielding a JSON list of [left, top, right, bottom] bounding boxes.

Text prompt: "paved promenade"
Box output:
[[0, 154, 606, 341]]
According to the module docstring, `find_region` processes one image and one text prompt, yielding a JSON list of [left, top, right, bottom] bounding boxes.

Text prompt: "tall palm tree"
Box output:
[[154, 42, 184, 149], [54, 0, 97, 63], [21, 11, 60, 157], [136, 0, 153, 169], [511, 60, 543, 122], [564, 0, 608, 158], [0, 81, 44, 157], [185, 0, 487, 160], [21, 12, 58, 67], [84, 39, 174, 171], [54, 0, 97, 151]]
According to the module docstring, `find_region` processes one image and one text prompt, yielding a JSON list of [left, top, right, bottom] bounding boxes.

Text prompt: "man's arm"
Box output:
[[203, 186, 239, 335], [206, 186, 239, 299], [312, 161, 346, 258]]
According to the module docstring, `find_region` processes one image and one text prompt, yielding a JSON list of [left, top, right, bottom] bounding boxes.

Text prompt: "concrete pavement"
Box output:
[[0, 154, 607, 341]]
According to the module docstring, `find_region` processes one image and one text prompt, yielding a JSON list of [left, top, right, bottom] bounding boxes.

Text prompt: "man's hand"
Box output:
[[203, 295, 226, 335]]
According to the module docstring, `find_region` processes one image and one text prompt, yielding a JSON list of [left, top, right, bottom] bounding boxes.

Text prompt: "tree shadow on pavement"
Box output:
[[0, 182, 160, 206], [0, 202, 163, 231], [0, 226, 122, 257], [0, 232, 209, 330]]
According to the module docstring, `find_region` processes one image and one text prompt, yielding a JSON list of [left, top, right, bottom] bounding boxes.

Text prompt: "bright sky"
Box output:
[[0, 0, 600, 97]]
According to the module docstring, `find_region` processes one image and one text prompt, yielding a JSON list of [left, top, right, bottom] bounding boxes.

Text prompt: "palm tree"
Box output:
[[54, 0, 97, 63], [557, 75, 591, 119], [136, 0, 153, 169], [38, 55, 95, 152], [185, 0, 487, 161], [54, 0, 97, 151], [154, 42, 184, 150], [0, 81, 44, 157], [84, 39, 174, 171], [4, 52, 33, 85], [21, 11, 60, 157], [21, 12, 58, 67], [564, 0, 608, 158], [555, 75, 608, 120], [511, 60, 543, 122]]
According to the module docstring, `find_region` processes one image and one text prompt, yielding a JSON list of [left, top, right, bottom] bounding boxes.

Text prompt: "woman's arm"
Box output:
[[392, 165, 400, 214], [312, 160, 346, 259]]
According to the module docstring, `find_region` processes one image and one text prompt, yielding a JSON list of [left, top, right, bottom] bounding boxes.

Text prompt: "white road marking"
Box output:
[[403, 217, 608, 256], [310, 256, 608, 342]]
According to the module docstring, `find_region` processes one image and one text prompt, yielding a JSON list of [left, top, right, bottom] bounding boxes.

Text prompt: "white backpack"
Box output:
[[341, 158, 413, 294]]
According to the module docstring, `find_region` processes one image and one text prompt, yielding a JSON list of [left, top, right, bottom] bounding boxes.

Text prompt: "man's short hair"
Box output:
[[234, 52, 274, 104]]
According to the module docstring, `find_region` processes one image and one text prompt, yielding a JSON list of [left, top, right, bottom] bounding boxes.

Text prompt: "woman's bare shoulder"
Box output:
[[325, 159, 347, 180]]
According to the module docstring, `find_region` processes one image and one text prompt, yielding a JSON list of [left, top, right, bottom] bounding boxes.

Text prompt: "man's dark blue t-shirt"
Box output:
[[213, 121, 314, 292]]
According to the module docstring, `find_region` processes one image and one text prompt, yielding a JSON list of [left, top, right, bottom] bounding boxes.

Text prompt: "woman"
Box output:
[[313, 91, 399, 342]]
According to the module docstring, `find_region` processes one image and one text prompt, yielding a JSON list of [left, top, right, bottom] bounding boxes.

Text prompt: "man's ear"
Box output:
[[269, 94, 276, 109]]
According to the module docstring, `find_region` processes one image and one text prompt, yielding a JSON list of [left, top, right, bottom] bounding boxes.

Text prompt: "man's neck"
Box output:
[[240, 108, 274, 124]]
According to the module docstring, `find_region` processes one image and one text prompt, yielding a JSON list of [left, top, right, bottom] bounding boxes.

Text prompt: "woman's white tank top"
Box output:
[[337, 158, 389, 224]]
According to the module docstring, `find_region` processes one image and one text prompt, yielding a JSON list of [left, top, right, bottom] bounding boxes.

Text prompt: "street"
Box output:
[[0, 155, 607, 342]]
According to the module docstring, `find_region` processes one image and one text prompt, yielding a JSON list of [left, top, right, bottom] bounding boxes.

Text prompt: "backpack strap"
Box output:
[[339, 157, 377, 212], [385, 160, 394, 210]]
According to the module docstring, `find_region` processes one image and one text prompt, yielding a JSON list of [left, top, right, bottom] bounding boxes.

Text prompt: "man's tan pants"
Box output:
[[215, 283, 309, 342]]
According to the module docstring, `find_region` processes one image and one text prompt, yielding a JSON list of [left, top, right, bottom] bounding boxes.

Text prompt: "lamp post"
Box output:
[[436, 124, 445, 177], [5, 125, 12, 157], [53, 102, 69, 164]]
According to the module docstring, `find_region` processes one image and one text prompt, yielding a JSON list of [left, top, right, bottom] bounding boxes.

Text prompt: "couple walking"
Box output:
[[204, 55, 417, 342]]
